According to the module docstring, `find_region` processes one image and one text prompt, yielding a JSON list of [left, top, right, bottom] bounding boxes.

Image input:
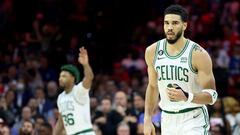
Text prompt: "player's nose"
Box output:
[[167, 24, 173, 30]]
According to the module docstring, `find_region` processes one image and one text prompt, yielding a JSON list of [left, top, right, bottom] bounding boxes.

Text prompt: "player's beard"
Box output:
[[59, 84, 66, 90], [165, 29, 182, 44], [59, 79, 67, 89]]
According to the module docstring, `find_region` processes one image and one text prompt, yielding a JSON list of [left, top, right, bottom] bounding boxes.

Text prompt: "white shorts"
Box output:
[[161, 106, 210, 135]]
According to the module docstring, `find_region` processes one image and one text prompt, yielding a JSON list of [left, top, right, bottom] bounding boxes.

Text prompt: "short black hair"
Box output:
[[164, 4, 188, 22], [61, 64, 80, 83]]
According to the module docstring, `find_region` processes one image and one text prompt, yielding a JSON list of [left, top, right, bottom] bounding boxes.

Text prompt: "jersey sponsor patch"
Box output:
[[180, 57, 188, 63]]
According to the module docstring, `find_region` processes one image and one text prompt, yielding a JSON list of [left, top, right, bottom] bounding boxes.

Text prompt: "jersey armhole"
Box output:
[[56, 94, 62, 113], [153, 41, 160, 67], [189, 44, 198, 74]]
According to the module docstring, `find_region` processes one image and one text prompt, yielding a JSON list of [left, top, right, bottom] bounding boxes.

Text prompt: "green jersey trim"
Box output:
[[189, 44, 198, 74], [153, 41, 160, 66], [71, 128, 94, 135], [162, 107, 201, 114], [164, 39, 189, 59], [201, 107, 209, 135]]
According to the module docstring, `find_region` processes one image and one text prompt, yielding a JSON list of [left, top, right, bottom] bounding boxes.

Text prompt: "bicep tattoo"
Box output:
[[194, 45, 203, 52]]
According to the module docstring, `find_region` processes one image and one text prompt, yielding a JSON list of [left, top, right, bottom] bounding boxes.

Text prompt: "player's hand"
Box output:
[[167, 87, 187, 102], [78, 47, 89, 66], [143, 119, 156, 135]]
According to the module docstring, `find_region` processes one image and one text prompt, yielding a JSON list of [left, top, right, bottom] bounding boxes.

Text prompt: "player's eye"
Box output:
[[164, 21, 169, 25], [172, 21, 179, 25]]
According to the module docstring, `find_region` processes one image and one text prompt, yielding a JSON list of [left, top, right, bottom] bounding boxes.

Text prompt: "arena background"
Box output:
[[0, 0, 240, 135]]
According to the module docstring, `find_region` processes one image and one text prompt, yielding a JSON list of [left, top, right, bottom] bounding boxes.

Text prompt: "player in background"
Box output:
[[53, 47, 95, 135]]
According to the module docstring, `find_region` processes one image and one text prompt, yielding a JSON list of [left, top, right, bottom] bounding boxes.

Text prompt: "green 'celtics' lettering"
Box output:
[[156, 65, 189, 82]]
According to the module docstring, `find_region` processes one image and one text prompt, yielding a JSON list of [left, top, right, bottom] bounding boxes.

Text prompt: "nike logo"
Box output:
[[158, 57, 165, 60], [193, 113, 201, 118]]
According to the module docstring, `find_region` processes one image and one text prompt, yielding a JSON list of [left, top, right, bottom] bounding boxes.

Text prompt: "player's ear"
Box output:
[[183, 22, 187, 31]]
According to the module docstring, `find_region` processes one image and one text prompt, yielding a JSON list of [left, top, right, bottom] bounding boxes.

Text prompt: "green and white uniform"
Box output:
[[154, 39, 210, 135], [57, 82, 95, 135]]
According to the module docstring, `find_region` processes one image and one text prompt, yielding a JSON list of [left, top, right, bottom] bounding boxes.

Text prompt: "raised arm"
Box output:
[[78, 47, 94, 89], [144, 44, 159, 135]]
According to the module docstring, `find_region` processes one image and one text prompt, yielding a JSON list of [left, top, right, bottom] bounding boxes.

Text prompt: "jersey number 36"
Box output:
[[62, 113, 75, 126]]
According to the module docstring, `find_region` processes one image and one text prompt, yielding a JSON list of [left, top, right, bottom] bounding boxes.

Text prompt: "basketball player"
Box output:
[[53, 47, 95, 135], [144, 5, 218, 135]]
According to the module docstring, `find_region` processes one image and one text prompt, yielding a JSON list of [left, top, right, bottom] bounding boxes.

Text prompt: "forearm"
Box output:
[[53, 120, 64, 135], [83, 64, 94, 81], [144, 85, 159, 120], [191, 90, 216, 105]]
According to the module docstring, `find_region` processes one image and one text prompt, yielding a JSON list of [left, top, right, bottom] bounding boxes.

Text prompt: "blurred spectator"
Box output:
[[113, 91, 137, 135], [223, 96, 240, 131], [208, 98, 231, 135], [233, 113, 240, 135], [0, 118, 5, 129], [46, 81, 58, 103], [0, 96, 15, 127], [7, 65, 18, 81], [4, 89, 18, 116], [0, 118, 10, 135], [66, 36, 80, 64], [27, 98, 38, 117], [119, 81, 132, 96], [210, 41, 229, 97], [38, 55, 58, 82], [11, 106, 33, 135], [14, 78, 32, 110], [19, 120, 34, 135], [25, 59, 44, 92], [130, 77, 142, 93], [137, 106, 161, 135], [94, 97, 122, 135], [0, 126, 10, 135], [35, 86, 54, 119], [45, 105, 59, 128], [228, 45, 240, 96], [37, 122, 52, 135], [117, 122, 130, 135], [131, 93, 145, 120], [33, 115, 45, 133], [90, 96, 99, 121]]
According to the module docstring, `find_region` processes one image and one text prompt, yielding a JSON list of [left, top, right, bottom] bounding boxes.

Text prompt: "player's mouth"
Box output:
[[167, 32, 175, 35]]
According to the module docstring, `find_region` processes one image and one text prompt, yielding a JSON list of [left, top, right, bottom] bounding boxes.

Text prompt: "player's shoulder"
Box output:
[[190, 40, 212, 67], [57, 91, 65, 101], [190, 40, 209, 57], [145, 39, 164, 54]]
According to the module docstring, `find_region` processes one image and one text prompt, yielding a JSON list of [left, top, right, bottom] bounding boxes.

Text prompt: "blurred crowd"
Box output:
[[0, 0, 240, 135]]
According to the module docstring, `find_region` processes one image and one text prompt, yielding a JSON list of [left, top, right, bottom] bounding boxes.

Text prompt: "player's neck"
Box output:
[[168, 37, 187, 50], [64, 83, 74, 93]]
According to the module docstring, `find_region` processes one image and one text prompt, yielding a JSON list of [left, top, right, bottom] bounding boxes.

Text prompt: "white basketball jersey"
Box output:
[[57, 82, 93, 135], [154, 39, 204, 111]]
